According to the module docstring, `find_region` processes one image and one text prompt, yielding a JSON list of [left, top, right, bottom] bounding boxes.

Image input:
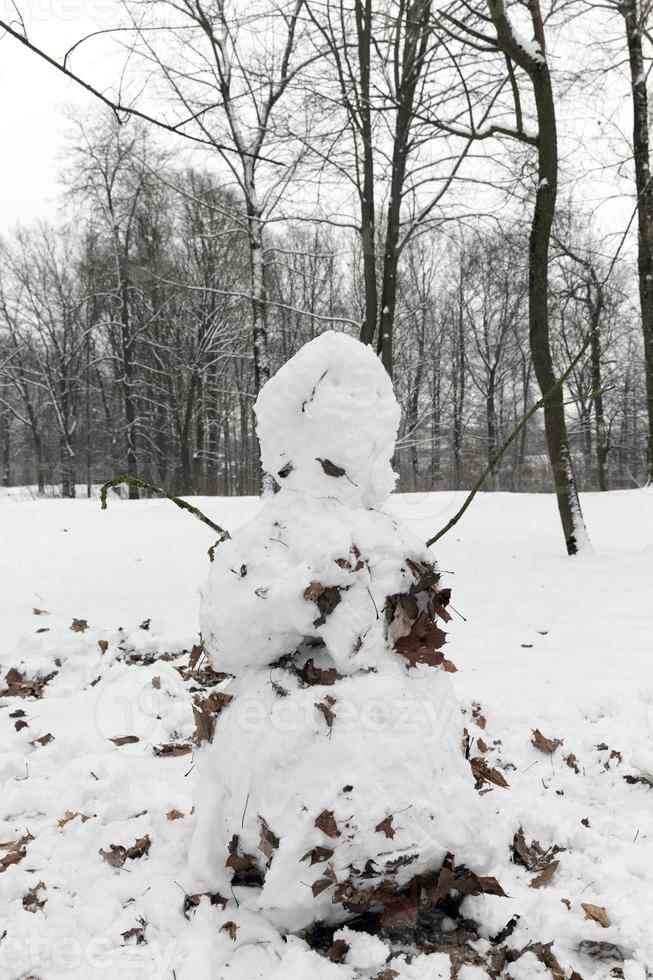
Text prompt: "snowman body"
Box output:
[[190, 333, 478, 932]]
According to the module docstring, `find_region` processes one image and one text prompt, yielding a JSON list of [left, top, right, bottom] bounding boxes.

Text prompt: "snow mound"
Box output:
[[254, 331, 400, 507]]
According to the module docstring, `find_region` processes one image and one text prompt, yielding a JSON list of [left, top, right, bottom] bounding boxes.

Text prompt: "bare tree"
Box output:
[[435, 0, 590, 552]]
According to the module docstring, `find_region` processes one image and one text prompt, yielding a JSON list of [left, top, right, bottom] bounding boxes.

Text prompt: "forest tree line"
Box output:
[[0, 0, 651, 533]]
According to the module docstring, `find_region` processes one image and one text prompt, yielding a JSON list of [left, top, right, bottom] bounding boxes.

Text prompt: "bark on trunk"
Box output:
[[120, 266, 139, 499], [590, 319, 608, 491], [622, 0, 653, 482], [529, 65, 587, 552], [356, 0, 378, 350]]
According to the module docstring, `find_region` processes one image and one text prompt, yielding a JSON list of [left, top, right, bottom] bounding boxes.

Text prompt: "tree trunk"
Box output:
[[486, 370, 499, 469], [355, 0, 378, 349], [120, 266, 139, 499], [590, 326, 608, 491], [622, 0, 653, 483], [1, 414, 10, 487], [528, 65, 588, 553]]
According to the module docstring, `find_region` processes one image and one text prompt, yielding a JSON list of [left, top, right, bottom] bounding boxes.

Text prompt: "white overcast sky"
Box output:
[[0, 0, 134, 228]]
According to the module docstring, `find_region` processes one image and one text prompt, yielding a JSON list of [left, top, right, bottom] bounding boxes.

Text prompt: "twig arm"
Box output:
[[100, 475, 231, 541]]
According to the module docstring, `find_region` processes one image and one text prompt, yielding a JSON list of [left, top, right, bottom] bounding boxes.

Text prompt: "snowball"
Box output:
[[254, 331, 399, 507], [332, 927, 388, 969]]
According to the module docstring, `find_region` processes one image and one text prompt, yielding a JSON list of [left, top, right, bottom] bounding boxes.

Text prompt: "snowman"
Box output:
[[189, 331, 484, 934]]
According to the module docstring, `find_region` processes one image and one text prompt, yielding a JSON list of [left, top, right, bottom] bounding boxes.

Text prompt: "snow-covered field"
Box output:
[[1, 488, 652, 979]]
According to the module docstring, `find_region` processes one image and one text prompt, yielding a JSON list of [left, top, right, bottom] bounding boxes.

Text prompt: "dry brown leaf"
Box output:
[[225, 834, 259, 882], [122, 923, 146, 945], [315, 809, 340, 838], [110, 735, 140, 746], [221, 921, 238, 941], [57, 811, 91, 828], [311, 876, 333, 897], [98, 640, 108, 654], [300, 846, 334, 866], [304, 581, 325, 603], [32, 608, 50, 616], [624, 773, 653, 787], [472, 704, 486, 729], [442, 658, 458, 673], [315, 696, 336, 729], [30, 733, 54, 747], [512, 827, 565, 871], [471, 756, 509, 789], [193, 691, 233, 744], [561, 898, 571, 910], [565, 753, 580, 774], [530, 859, 559, 889], [0, 834, 33, 873], [303, 582, 345, 626], [70, 618, 89, 633], [188, 643, 203, 671], [166, 809, 184, 821], [326, 939, 349, 963], [394, 611, 447, 669], [99, 834, 151, 869], [153, 742, 192, 758], [582, 903, 611, 928], [532, 728, 563, 753], [316, 458, 346, 478], [183, 891, 227, 917], [529, 941, 565, 980], [386, 593, 419, 641], [1, 668, 57, 699], [375, 815, 395, 839], [295, 659, 342, 687], [379, 893, 420, 930], [258, 818, 279, 863], [23, 881, 46, 912], [423, 851, 506, 906]]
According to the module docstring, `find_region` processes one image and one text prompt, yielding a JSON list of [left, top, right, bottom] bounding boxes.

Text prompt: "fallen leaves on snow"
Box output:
[[58, 811, 92, 828], [470, 756, 509, 790], [1, 667, 57, 698], [22, 881, 46, 912], [152, 742, 192, 758], [375, 815, 395, 839], [315, 809, 340, 838], [192, 691, 233, 744], [99, 834, 151, 868], [582, 903, 611, 928], [0, 834, 33, 873], [394, 612, 447, 669], [531, 728, 563, 754]]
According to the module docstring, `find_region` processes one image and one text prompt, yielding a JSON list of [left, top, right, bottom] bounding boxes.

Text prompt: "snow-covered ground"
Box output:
[[1, 488, 652, 979]]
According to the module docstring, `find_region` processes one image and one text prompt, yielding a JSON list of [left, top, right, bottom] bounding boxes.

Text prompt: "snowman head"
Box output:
[[254, 331, 400, 507]]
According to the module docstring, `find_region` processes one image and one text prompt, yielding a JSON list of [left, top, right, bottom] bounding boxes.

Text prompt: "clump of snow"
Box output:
[[254, 330, 399, 507], [193, 333, 485, 931]]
